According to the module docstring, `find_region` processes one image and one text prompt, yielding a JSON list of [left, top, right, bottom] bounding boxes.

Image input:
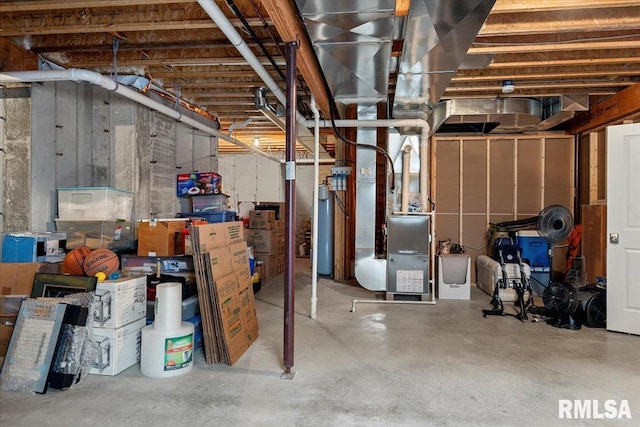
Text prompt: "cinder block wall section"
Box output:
[[0, 81, 218, 232]]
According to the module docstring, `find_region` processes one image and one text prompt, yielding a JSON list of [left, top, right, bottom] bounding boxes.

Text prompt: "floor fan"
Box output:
[[535, 205, 583, 329]]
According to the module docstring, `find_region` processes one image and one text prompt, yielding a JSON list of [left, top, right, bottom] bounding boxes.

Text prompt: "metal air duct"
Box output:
[[393, 0, 497, 121]]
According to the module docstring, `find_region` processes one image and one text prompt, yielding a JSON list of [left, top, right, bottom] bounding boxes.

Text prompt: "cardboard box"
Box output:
[[0, 262, 61, 297], [93, 275, 147, 329], [192, 221, 244, 253], [249, 210, 276, 230], [1, 232, 67, 263], [0, 314, 17, 357], [137, 219, 189, 256], [177, 172, 222, 197], [206, 246, 233, 281], [247, 229, 284, 254], [256, 202, 285, 220], [229, 242, 250, 274], [257, 253, 280, 280], [90, 317, 145, 376], [214, 272, 259, 365]]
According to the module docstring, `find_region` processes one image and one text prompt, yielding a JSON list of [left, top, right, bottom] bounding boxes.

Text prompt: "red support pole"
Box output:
[[283, 41, 297, 376]]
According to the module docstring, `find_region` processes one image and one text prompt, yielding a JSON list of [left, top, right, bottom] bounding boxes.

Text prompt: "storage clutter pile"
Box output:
[[246, 204, 286, 281], [0, 174, 268, 392]]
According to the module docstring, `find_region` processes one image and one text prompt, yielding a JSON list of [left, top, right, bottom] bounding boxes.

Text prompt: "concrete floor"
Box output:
[[1, 258, 638, 426]]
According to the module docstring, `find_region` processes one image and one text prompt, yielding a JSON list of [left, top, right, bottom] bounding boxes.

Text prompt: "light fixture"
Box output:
[[502, 80, 515, 94], [253, 136, 260, 147]]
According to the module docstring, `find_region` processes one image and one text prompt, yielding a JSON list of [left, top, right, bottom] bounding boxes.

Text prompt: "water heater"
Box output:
[[317, 185, 334, 276]]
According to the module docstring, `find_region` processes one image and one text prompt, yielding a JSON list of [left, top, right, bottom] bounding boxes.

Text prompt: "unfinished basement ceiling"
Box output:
[[1, 0, 639, 154]]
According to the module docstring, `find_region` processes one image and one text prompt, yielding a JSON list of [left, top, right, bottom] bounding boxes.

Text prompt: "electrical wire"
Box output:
[[225, 0, 286, 84], [327, 99, 397, 192]]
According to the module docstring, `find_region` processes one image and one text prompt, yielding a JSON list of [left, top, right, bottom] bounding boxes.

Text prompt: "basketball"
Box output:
[[62, 246, 93, 275], [83, 248, 120, 277]]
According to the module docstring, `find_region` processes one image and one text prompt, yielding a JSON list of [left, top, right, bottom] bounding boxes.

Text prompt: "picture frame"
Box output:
[[30, 273, 97, 298]]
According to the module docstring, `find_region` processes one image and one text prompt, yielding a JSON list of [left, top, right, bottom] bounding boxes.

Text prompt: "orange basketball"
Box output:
[[83, 248, 119, 277], [62, 246, 93, 275]]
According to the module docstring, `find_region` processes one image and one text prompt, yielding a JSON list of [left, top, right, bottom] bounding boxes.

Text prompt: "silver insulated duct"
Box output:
[[296, 0, 398, 105], [393, 0, 496, 121]]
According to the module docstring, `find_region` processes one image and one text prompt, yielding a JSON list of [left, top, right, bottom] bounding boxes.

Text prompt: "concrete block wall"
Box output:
[[0, 81, 218, 232]]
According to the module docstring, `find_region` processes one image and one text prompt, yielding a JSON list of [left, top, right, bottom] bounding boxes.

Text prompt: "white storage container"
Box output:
[[57, 187, 134, 220], [476, 255, 531, 302], [437, 255, 471, 300]]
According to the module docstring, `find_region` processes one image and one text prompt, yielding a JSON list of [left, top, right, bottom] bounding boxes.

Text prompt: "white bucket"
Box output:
[[140, 283, 195, 378]]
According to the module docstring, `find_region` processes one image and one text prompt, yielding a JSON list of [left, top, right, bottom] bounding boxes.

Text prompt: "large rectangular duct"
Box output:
[[296, 0, 397, 104], [393, 0, 496, 120]]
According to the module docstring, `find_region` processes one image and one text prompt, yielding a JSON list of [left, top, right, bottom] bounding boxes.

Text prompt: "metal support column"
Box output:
[[282, 41, 297, 379]]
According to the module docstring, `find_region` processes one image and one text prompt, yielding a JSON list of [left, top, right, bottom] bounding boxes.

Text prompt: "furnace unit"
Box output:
[[386, 215, 431, 299]]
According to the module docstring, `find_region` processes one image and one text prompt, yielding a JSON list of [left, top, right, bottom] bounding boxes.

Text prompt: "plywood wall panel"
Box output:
[[462, 214, 488, 284], [434, 140, 460, 214], [544, 137, 574, 208], [517, 139, 542, 216], [489, 138, 514, 214], [434, 214, 459, 248], [462, 139, 486, 213]]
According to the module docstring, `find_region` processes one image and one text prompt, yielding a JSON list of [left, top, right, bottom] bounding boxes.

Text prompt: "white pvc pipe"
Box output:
[[0, 69, 283, 163], [196, 0, 310, 145], [303, 118, 431, 214], [310, 96, 320, 319], [303, 118, 429, 130], [401, 145, 412, 213], [420, 126, 430, 212]]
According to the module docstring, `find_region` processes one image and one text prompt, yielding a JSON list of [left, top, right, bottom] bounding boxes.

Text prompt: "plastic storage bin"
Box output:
[[1, 232, 67, 263], [515, 230, 550, 268], [55, 219, 133, 249], [146, 294, 199, 322], [437, 255, 471, 300], [179, 210, 237, 223], [179, 193, 230, 213], [57, 187, 134, 220]]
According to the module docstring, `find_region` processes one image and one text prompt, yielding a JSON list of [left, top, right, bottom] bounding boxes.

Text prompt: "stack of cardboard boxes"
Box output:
[[246, 208, 285, 280], [90, 275, 147, 376]]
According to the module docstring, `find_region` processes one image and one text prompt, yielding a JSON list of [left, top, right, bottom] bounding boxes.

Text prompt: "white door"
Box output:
[[607, 123, 640, 335]]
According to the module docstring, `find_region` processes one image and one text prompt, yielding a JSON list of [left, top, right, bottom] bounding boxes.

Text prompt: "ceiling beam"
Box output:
[[0, 17, 269, 37], [481, 8, 640, 36], [452, 68, 640, 82], [0, 0, 195, 13], [469, 39, 640, 55], [567, 83, 640, 134], [491, 0, 640, 13]]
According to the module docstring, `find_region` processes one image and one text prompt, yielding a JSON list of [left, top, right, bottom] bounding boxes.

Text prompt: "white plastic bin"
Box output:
[[57, 187, 134, 220]]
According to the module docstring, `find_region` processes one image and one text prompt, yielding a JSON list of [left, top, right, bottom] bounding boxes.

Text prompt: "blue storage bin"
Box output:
[[179, 210, 237, 223], [516, 231, 550, 268]]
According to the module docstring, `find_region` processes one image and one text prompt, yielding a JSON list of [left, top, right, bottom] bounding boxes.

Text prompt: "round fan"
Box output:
[[574, 291, 606, 328], [542, 281, 581, 329], [537, 204, 574, 244]]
